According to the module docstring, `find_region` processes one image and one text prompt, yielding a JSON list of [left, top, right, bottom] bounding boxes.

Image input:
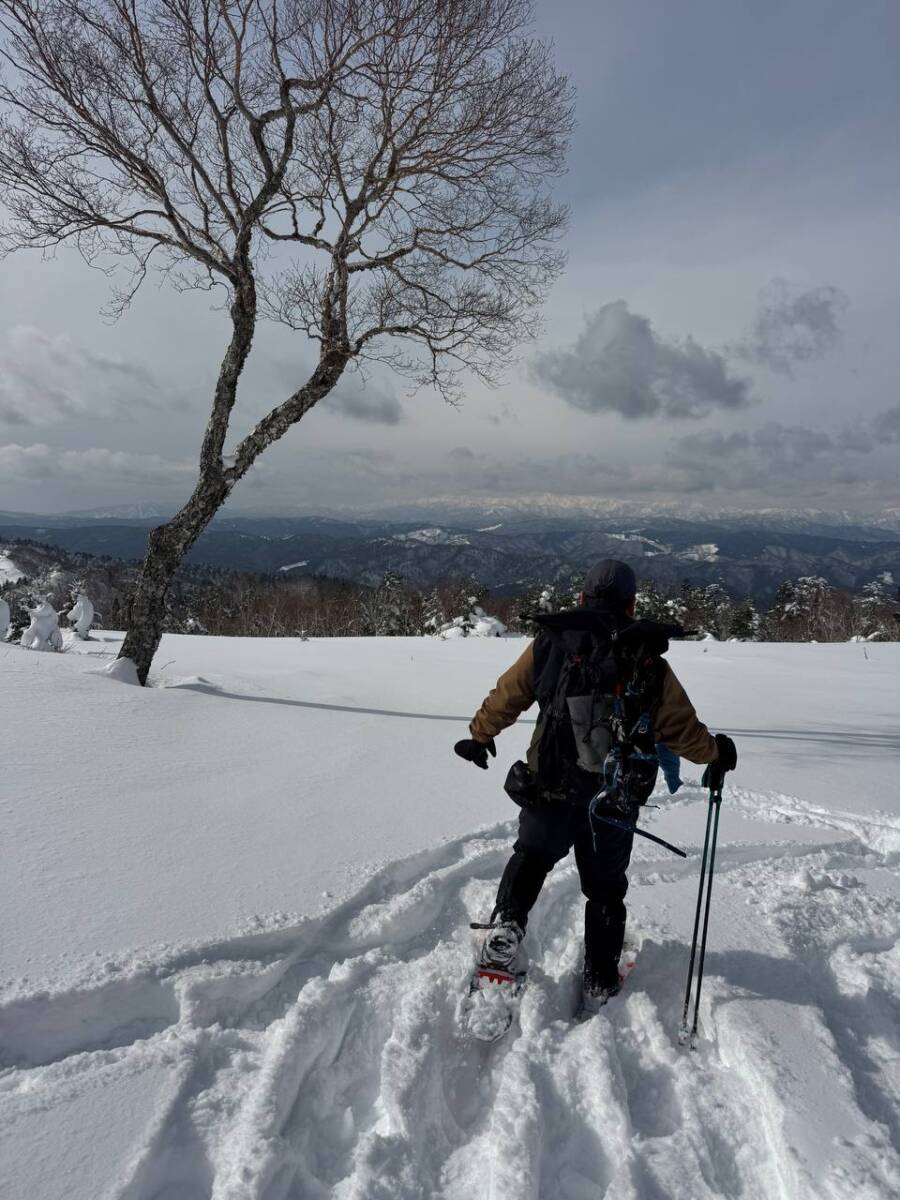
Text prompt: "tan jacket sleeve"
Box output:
[[469, 640, 536, 742], [654, 662, 718, 764]]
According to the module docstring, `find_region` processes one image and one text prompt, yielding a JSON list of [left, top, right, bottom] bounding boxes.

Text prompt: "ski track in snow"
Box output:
[[2, 791, 899, 1200]]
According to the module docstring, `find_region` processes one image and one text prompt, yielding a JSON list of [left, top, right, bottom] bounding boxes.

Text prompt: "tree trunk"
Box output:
[[118, 349, 350, 683], [119, 481, 227, 684]]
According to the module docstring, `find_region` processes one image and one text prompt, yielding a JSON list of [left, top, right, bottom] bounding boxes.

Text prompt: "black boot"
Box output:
[[583, 899, 626, 1000]]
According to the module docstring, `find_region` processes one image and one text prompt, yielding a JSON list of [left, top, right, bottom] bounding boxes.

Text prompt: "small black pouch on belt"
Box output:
[[503, 759, 540, 808]]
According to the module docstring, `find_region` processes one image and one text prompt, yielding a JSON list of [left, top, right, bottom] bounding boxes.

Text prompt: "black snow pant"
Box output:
[[493, 799, 635, 989]]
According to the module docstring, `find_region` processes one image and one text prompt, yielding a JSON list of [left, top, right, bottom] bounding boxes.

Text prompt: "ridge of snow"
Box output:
[[679, 542, 720, 562], [88, 656, 140, 685], [608, 531, 671, 554], [391, 527, 471, 546]]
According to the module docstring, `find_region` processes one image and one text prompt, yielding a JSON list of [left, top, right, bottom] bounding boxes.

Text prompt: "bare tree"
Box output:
[[0, 0, 573, 681]]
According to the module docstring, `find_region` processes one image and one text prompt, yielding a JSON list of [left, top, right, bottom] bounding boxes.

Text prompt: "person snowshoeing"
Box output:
[[455, 560, 737, 1013]]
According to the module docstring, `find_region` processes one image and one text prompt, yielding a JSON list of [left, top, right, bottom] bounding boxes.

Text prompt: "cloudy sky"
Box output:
[[1, 0, 899, 517]]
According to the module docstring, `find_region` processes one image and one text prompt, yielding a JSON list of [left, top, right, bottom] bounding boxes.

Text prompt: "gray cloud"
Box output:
[[871, 405, 900, 442], [670, 423, 826, 467], [532, 301, 752, 419], [323, 382, 404, 425], [448, 446, 477, 461], [0, 326, 165, 427], [664, 420, 880, 497], [735, 279, 849, 376], [0, 442, 197, 486], [841, 426, 876, 453]]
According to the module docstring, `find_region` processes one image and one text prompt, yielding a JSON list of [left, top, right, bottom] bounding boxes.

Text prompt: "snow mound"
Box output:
[[439, 606, 507, 638], [89, 656, 141, 685]]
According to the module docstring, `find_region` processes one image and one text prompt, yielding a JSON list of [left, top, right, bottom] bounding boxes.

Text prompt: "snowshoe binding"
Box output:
[[460, 919, 526, 1043]]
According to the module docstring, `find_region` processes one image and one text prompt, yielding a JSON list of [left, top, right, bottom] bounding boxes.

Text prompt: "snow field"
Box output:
[[1, 635, 899, 1198], [3, 795, 897, 1200]]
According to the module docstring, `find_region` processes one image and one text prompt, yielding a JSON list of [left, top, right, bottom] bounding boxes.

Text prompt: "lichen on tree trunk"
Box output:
[[119, 481, 229, 684]]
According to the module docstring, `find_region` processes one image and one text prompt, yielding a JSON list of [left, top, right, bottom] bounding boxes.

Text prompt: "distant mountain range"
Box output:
[[2, 504, 898, 602]]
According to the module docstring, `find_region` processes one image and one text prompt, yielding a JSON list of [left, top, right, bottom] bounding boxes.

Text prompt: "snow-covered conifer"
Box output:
[[635, 580, 667, 621], [362, 572, 416, 636], [852, 579, 889, 641], [728, 599, 762, 641], [421, 587, 446, 636], [680, 582, 732, 640], [20, 602, 63, 651], [66, 593, 95, 640]]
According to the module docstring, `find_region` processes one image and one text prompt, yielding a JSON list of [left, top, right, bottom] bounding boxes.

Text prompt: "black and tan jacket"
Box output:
[[470, 634, 718, 767]]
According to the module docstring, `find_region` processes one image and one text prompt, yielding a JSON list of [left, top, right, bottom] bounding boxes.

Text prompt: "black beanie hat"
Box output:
[[582, 559, 637, 610]]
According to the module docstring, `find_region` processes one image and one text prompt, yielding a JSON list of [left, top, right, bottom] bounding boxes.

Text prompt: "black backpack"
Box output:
[[506, 611, 685, 809]]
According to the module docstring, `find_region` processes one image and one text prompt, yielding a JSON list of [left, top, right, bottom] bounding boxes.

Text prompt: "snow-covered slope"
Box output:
[[0, 551, 24, 584], [1, 635, 898, 1199]]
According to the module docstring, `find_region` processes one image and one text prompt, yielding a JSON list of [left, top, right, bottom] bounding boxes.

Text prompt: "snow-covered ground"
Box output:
[[1, 633, 898, 1200]]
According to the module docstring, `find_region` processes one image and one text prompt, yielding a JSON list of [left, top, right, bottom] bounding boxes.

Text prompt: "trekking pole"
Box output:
[[678, 784, 722, 1047], [589, 810, 687, 858], [687, 788, 722, 1047]]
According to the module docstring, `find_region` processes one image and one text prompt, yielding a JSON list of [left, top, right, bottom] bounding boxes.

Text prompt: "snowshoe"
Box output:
[[575, 931, 643, 1021], [459, 920, 526, 1043]]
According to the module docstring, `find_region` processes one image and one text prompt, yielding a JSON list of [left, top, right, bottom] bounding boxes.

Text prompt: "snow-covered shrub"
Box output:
[[438, 605, 506, 639], [530, 583, 562, 615], [20, 601, 63, 651], [469, 607, 507, 637]]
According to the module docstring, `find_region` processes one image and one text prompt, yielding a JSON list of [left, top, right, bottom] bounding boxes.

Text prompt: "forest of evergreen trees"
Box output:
[[188, 569, 899, 643], [2, 538, 898, 644]]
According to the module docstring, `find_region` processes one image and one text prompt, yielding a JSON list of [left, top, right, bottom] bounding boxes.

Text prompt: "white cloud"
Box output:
[[532, 301, 752, 419]]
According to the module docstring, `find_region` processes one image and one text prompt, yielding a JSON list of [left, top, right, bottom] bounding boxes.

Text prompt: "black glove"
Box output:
[[454, 737, 496, 769], [701, 733, 737, 792]]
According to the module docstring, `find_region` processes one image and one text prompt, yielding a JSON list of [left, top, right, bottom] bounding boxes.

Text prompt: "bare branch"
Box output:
[[0, 0, 573, 678]]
